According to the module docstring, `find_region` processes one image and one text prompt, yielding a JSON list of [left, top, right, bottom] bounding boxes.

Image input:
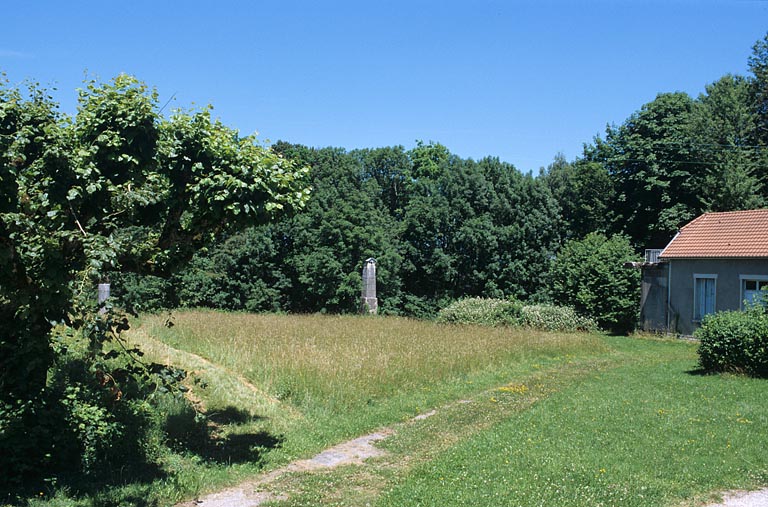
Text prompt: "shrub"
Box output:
[[436, 298, 596, 333], [436, 297, 523, 326], [695, 307, 768, 377], [40, 310, 189, 479], [0, 300, 195, 489], [520, 304, 598, 333], [111, 272, 176, 313], [550, 233, 640, 334]]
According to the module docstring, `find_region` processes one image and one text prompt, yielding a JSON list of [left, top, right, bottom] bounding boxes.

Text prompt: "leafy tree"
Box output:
[[410, 140, 450, 179], [542, 154, 614, 240], [400, 171, 456, 314], [400, 150, 561, 311], [550, 233, 640, 334], [272, 143, 404, 314], [747, 32, 768, 196], [692, 74, 764, 211], [355, 145, 412, 218], [168, 143, 409, 316], [480, 158, 561, 300], [176, 225, 291, 312], [110, 272, 176, 312], [0, 75, 309, 480], [396, 140, 458, 315], [586, 92, 702, 248], [749, 32, 768, 144]]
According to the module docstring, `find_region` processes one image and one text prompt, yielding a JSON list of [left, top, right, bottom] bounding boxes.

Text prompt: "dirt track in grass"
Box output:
[[176, 427, 397, 507]]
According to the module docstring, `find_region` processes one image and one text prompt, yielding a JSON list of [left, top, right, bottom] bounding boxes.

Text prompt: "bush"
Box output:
[[111, 272, 176, 313], [550, 233, 640, 334], [695, 308, 768, 377], [520, 304, 598, 333], [0, 345, 152, 485], [175, 227, 292, 313], [436, 297, 522, 326], [436, 298, 596, 333], [0, 301, 194, 489]]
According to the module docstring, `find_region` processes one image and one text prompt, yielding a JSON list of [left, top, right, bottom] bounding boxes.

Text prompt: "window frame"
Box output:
[[739, 274, 768, 309], [693, 274, 717, 323]]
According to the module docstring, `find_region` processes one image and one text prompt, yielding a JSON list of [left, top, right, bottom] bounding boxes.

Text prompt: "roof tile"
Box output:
[[659, 209, 768, 259]]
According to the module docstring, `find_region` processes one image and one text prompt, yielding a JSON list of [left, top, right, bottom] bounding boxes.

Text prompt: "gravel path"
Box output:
[[177, 428, 397, 507], [707, 488, 768, 507]]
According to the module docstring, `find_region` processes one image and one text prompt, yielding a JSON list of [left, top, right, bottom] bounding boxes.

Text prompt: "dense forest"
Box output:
[[116, 34, 768, 317]]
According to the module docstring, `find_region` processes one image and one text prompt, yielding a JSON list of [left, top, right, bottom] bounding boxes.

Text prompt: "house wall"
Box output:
[[640, 263, 668, 332], [667, 258, 768, 335]]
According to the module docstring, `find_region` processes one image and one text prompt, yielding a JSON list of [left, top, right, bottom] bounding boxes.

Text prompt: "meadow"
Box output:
[[25, 310, 768, 507]]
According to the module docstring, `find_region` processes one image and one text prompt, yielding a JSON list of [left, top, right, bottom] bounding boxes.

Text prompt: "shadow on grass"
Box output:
[[3, 406, 282, 506], [207, 405, 264, 425], [194, 431, 284, 464], [686, 367, 766, 378], [0, 462, 167, 507], [167, 404, 284, 465]]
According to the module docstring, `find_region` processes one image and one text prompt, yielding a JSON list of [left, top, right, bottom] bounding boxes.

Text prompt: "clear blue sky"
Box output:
[[2, 1, 766, 173]]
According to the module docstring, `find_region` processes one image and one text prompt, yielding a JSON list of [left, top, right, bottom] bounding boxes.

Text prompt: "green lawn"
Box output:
[[381, 337, 768, 507], [21, 311, 768, 507]]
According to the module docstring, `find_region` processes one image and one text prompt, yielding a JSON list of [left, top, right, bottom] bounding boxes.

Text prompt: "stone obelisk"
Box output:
[[361, 258, 378, 314]]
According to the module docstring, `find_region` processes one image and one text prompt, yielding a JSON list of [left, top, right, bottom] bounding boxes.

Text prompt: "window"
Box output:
[[740, 275, 768, 309], [693, 275, 717, 321]]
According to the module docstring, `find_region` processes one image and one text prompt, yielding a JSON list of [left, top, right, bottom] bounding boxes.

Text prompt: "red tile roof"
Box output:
[[659, 209, 768, 259]]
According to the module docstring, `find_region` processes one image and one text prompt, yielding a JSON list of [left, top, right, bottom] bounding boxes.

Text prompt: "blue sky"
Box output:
[[1, 1, 766, 173]]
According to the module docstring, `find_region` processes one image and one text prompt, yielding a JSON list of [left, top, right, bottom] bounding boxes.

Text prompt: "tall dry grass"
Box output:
[[137, 310, 606, 413]]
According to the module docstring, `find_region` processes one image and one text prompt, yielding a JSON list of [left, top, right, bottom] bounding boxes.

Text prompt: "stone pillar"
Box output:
[[361, 258, 378, 314], [98, 283, 110, 314]]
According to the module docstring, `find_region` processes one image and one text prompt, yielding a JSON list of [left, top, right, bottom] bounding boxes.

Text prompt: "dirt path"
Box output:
[[705, 489, 768, 507], [176, 423, 403, 506]]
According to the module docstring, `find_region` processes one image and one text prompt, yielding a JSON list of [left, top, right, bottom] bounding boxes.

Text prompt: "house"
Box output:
[[639, 209, 768, 335]]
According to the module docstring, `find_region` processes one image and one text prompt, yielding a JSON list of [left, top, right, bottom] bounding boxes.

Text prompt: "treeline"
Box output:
[[116, 141, 561, 316], [117, 33, 768, 318]]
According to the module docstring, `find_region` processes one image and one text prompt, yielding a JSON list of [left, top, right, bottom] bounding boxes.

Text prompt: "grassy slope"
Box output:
[[27, 311, 767, 506]]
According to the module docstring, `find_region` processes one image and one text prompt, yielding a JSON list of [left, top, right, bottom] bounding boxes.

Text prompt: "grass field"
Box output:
[[381, 338, 768, 507], [24, 310, 768, 507]]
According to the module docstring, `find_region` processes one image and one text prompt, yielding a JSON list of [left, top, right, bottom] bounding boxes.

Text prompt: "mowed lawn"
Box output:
[[382, 338, 768, 507], [112, 310, 768, 507]]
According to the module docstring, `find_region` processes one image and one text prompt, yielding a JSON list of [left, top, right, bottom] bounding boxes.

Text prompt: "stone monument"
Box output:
[[97, 282, 110, 314], [361, 258, 378, 314]]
